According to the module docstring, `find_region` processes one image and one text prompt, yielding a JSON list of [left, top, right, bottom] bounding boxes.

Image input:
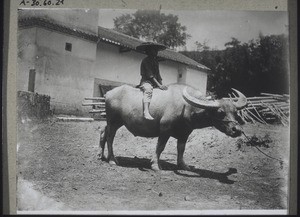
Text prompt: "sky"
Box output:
[[98, 9, 288, 51]]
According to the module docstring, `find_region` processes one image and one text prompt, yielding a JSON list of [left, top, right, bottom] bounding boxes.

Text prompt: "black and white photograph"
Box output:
[[16, 5, 290, 215]]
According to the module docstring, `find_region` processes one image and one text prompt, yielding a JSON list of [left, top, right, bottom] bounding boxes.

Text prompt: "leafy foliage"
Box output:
[[113, 10, 190, 49], [181, 34, 289, 97]]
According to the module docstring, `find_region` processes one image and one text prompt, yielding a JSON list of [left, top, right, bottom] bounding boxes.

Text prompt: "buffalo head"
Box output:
[[183, 87, 247, 137]]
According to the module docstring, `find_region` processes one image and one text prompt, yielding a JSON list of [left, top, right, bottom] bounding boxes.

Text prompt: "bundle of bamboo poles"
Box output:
[[231, 93, 290, 126], [82, 97, 106, 120]]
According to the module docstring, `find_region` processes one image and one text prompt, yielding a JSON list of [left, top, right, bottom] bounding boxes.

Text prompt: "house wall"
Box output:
[[94, 42, 141, 85], [17, 27, 38, 92], [17, 9, 208, 116], [159, 60, 180, 85], [18, 29, 208, 116], [94, 42, 182, 91], [18, 27, 97, 116], [177, 65, 187, 84], [186, 68, 208, 94]]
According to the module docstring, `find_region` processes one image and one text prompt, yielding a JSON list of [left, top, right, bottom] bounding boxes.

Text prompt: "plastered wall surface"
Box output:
[[94, 42, 142, 85], [18, 27, 97, 115], [186, 68, 208, 94], [17, 27, 37, 91], [94, 42, 206, 90], [35, 28, 97, 115]]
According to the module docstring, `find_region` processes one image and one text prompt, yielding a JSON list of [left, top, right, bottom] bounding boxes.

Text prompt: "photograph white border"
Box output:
[[3, 0, 297, 215]]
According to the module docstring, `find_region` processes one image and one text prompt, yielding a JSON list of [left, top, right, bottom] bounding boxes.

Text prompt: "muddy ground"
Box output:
[[17, 117, 289, 212]]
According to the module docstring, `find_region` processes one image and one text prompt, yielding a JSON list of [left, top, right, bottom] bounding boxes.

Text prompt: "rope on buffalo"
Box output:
[[211, 117, 284, 167], [242, 131, 284, 167]]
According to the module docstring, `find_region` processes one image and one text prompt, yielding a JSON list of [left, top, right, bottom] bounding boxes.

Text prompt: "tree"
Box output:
[[224, 37, 241, 48], [113, 10, 191, 49], [254, 34, 289, 94], [181, 34, 289, 97], [195, 40, 210, 52]]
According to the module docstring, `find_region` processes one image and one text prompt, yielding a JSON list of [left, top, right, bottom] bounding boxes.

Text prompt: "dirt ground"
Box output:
[[16, 117, 290, 212]]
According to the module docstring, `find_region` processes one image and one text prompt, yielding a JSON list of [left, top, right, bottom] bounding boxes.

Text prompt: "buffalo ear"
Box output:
[[191, 109, 206, 119]]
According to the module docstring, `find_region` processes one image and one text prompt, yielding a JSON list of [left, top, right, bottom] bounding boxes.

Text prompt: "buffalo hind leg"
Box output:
[[151, 135, 170, 171], [177, 137, 191, 171], [98, 125, 107, 161], [106, 124, 120, 165]]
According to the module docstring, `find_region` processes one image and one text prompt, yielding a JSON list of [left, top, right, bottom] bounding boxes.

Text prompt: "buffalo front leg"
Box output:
[[98, 125, 107, 161], [151, 135, 170, 171], [106, 125, 119, 165], [177, 137, 191, 171]]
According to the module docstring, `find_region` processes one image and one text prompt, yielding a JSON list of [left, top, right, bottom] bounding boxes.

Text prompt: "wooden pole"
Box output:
[[82, 102, 105, 106], [89, 109, 106, 113], [84, 97, 105, 100], [248, 101, 268, 124]]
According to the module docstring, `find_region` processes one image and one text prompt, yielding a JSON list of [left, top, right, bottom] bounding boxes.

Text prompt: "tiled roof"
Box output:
[[18, 17, 209, 71], [18, 18, 98, 42], [98, 27, 210, 71]]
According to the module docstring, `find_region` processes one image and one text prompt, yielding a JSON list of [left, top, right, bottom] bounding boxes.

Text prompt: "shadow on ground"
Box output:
[[116, 156, 237, 184]]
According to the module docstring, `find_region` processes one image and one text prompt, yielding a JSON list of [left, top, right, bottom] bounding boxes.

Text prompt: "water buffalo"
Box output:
[[99, 84, 247, 171]]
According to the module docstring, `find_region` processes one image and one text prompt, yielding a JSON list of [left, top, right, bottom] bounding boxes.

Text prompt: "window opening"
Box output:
[[65, 42, 72, 52]]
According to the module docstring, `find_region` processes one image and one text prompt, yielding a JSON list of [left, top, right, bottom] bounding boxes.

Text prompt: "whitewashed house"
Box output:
[[17, 9, 210, 116], [93, 27, 210, 98]]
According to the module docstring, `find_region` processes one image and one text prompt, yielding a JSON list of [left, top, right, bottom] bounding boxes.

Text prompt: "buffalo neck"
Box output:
[[183, 105, 213, 130]]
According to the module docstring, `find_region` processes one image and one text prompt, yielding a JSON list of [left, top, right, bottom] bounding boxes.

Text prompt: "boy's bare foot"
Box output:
[[144, 113, 154, 120]]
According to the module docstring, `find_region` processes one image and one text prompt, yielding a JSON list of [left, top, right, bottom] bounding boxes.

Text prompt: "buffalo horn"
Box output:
[[182, 87, 220, 109], [231, 88, 247, 109]]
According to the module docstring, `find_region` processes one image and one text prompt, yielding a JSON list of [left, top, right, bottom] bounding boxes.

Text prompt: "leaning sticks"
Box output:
[[229, 93, 290, 125]]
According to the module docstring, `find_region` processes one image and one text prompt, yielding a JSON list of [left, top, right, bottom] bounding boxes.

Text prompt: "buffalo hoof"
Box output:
[[109, 161, 117, 165], [108, 157, 119, 165], [178, 163, 192, 171], [97, 153, 106, 161], [151, 163, 161, 171]]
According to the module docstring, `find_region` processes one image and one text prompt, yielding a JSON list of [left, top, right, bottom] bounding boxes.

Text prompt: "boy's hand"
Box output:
[[159, 85, 168, 90], [152, 78, 168, 90]]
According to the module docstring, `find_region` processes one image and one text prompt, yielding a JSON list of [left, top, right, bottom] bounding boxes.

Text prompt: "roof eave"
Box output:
[[188, 64, 211, 72], [19, 18, 98, 42], [96, 26, 211, 71]]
